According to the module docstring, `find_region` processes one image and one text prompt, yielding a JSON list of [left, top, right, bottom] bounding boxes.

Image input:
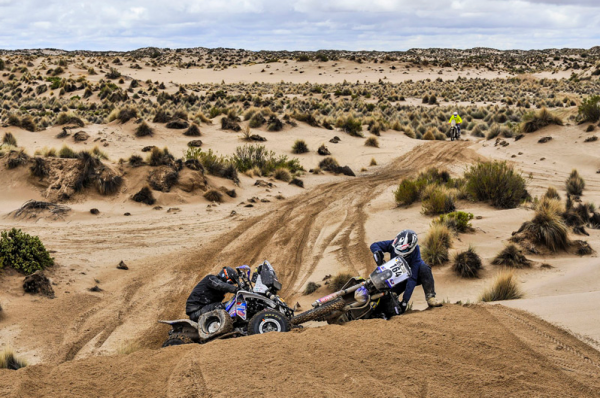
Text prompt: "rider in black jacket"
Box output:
[[186, 267, 238, 322]]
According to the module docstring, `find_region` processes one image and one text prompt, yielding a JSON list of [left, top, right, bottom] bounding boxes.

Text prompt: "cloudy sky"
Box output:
[[0, 0, 599, 51]]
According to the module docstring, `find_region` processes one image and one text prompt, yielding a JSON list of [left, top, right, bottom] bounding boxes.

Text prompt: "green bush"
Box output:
[[0, 228, 54, 274], [578, 95, 600, 123], [394, 179, 422, 206], [437, 211, 474, 232], [464, 161, 528, 209], [232, 144, 303, 175]]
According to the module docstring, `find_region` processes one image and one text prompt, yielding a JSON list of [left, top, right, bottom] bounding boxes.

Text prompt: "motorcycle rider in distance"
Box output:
[[370, 230, 442, 317], [448, 111, 462, 138], [186, 267, 239, 322]]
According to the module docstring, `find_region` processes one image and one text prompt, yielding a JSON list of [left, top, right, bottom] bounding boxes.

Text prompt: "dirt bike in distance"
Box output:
[[449, 120, 460, 141], [291, 257, 412, 326], [159, 261, 295, 347]]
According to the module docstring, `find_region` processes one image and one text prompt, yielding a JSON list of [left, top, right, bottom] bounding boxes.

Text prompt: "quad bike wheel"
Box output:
[[162, 333, 194, 347], [247, 309, 291, 335], [197, 309, 233, 341]]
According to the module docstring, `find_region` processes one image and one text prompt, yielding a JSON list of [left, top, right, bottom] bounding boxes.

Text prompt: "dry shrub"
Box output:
[[421, 186, 456, 215], [319, 157, 340, 172], [274, 168, 292, 182], [365, 137, 379, 147], [421, 223, 452, 266], [566, 169, 585, 196], [543, 186, 560, 201], [303, 282, 321, 295], [329, 272, 354, 291], [480, 271, 523, 302], [135, 120, 154, 137], [423, 130, 435, 140], [292, 140, 309, 154], [453, 246, 482, 278], [514, 199, 570, 252], [132, 186, 156, 205], [183, 124, 201, 137], [370, 158, 377, 166], [491, 244, 532, 268], [117, 106, 138, 123], [0, 347, 27, 370], [204, 189, 223, 203], [2, 132, 17, 146], [521, 108, 563, 133]]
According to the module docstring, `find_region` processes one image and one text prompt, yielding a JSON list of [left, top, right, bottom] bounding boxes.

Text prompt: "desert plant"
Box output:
[[453, 246, 483, 278], [365, 137, 379, 147], [132, 186, 156, 205], [20, 115, 36, 132], [543, 186, 561, 201], [232, 144, 302, 175], [2, 132, 17, 146], [183, 123, 201, 137], [516, 202, 570, 252], [421, 223, 452, 266], [464, 161, 528, 209], [394, 179, 421, 206], [274, 168, 292, 182], [422, 130, 435, 140], [577, 95, 600, 123], [566, 169, 585, 196], [437, 211, 474, 233], [329, 272, 354, 291], [480, 271, 523, 302], [339, 116, 363, 137], [491, 244, 531, 268], [135, 121, 154, 137], [421, 186, 456, 215], [292, 140, 309, 154], [303, 282, 321, 295], [0, 228, 54, 274], [117, 106, 138, 123], [370, 158, 377, 166], [521, 108, 563, 133], [319, 157, 340, 172], [147, 147, 174, 167], [0, 347, 27, 370], [204, 189, 223, 203], [58, 145, 78, 159]]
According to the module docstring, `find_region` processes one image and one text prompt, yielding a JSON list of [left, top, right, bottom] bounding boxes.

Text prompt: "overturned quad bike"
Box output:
[[291, 257, 412, 326], [160, 261, 295, 347]]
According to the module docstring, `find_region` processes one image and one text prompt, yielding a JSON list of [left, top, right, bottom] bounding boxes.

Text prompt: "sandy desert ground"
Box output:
[[0, 47, 599, 396]]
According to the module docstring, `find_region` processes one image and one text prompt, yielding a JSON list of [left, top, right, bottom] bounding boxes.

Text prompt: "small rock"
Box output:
[[475, 216, 483, 220], [124, 212, 131, 216], [188, 140, 203, 147], [142, 146, 157, 152], [23, 271, 55, 298], [244, 204, 254, 208], [88, 286, 103, 292], [167, 207, 181, 213], [90, 208, 100, 215], [538, 136, 552, 143], [117, 261, 129, 270], [230, 210, 237, 217], [322, 274, 332, 281], [153, 206, 163, 210]]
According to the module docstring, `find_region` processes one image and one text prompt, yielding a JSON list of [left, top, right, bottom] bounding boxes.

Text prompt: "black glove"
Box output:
[[373, 250, 385, 266], [399, 301, 408, 315]]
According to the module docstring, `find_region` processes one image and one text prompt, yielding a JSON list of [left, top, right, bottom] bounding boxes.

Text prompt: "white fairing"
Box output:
[[451, 120, 456, 126], [371, 257, 411, 290]]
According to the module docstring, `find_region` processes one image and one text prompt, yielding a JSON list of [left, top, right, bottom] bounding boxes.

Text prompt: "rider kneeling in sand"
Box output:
[[370, 230, 442, 317]]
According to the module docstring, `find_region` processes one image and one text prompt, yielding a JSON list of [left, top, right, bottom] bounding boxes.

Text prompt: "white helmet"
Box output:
[[393, 230, 418, 258], [453, 112, 458, 116]]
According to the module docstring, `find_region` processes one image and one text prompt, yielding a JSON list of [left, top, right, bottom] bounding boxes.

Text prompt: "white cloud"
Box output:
[[0, 0, 598, 51]]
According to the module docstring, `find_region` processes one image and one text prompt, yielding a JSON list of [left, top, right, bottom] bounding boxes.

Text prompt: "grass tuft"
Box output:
[[480, 271, 523, 302], [452, 246, 483, 278]]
